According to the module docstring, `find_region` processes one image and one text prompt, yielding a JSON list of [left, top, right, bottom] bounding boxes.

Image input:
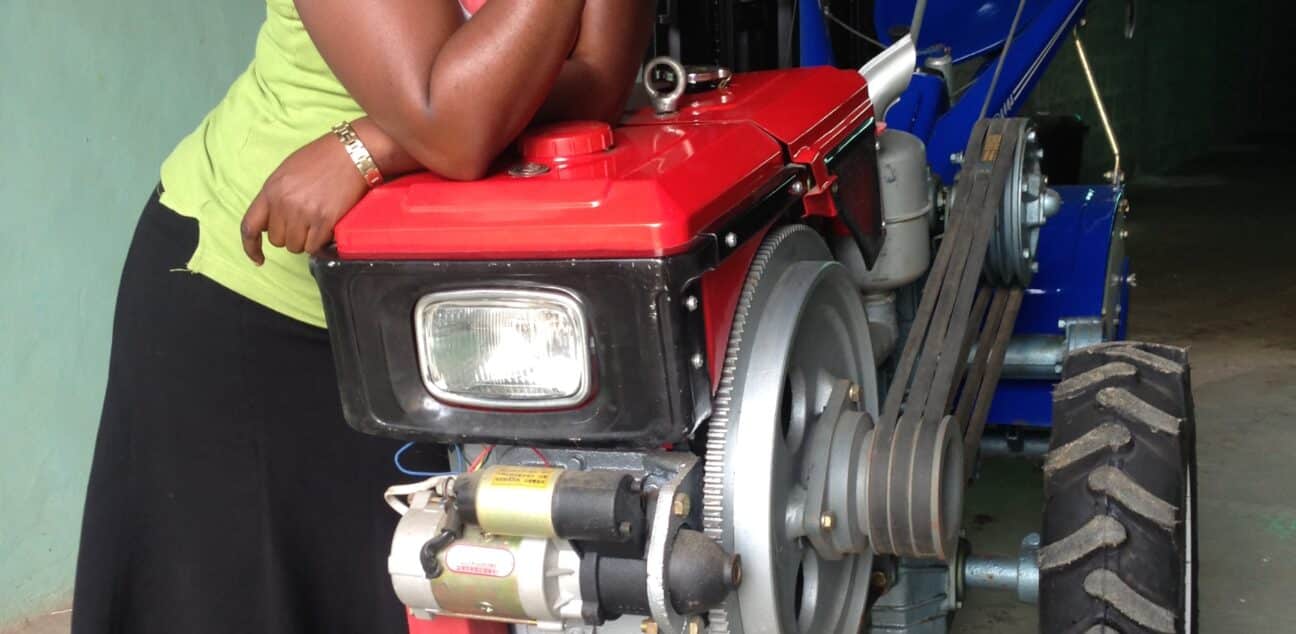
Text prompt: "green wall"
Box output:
[[0, 1, 262, 625], [1026, 0, 1294, 180]]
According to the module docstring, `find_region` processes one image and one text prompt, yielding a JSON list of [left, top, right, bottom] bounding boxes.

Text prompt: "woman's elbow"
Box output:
[[430, 140, 495, 181]]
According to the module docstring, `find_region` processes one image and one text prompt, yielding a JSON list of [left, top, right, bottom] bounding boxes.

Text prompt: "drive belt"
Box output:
[[866, 118, 1027, 560]]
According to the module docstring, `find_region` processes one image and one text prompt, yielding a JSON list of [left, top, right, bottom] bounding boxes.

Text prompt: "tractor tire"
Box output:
[[1039, 342, 1198, 634]]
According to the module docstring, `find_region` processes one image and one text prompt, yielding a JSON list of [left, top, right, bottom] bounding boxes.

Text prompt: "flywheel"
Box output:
[[702, 225, 880, 634]]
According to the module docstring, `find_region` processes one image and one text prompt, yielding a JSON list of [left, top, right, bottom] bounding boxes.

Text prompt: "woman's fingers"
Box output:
[[241, 191, 271, 265], [304, 222, 333, 255]]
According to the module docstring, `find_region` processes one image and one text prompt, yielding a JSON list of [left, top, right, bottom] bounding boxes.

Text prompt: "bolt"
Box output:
[[1027, 129, 1038, 143], [1119, 199, 1131, 215], [1053, 363, 1063, 374], [478, 602, 495, 614], [641, 618, 658, 634], [871, 570, 889, 589], [819, 512, 836, 531], [685, 617, 704, 634], [950, 152, 964, 164], [727, 554, 744, 588], [1031, 261, 1039, 273], [847, 383, 862, 404], [1021, 248, 1031, 259], [1120, 229, 1130, 239], [690, 353, 705, 369], [1125, 273, 1138, 287], [831, 182, 840, 194], [684, 295, 699, 312], [672, 492, 692, 517], [619, 521, 634, 537], [724, 233, 739, 248], [789, 180, 807, 196]]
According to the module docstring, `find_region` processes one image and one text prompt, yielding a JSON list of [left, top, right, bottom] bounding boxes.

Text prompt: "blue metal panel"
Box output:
[[987, 184, 1124, 427], [883, 73, 947, 142], [923, 0, 1089, 183], [875, 0, 1054, 63], [799, 0, 836, 67]]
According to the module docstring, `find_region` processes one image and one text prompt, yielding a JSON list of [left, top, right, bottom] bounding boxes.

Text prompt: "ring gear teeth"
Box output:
[[701, 224, 830, 634]]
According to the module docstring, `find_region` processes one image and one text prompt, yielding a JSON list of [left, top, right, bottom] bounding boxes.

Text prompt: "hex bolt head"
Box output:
[[724, 233, 739, 248], [684, 295, 700, 312], [690, 353, 705, 369], [789, 180, 807, 196], [819, 512, 835, 531], [1120, 229, 1130, 239], [847, 384, 862, 404], [950, 152, 965, 164], [1125, 273, 1138, 287], [672, 492, 692, 517]]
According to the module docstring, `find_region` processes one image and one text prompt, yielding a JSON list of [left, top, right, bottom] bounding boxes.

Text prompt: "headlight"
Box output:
[[414, 289, 590, 409]]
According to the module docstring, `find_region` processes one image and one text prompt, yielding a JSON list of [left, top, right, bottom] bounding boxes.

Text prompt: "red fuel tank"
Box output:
[[332, 66, 874, 261]]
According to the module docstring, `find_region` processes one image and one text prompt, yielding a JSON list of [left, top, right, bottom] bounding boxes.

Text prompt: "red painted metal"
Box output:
[[406, 612, 507, 634], [520, 121, 615, 160], [335, 123, 783, 260], [333, 67, 873, 262], [701, 232, 766, 391]]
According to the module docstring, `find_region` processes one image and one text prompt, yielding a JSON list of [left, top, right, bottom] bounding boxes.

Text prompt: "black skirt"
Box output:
[[72, 190, 440, 633]]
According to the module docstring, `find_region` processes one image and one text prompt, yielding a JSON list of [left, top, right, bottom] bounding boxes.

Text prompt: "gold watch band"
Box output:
[[331, 121, 383, 188]]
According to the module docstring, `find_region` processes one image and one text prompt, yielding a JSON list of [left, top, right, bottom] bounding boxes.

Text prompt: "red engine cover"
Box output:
[[333, 67, 873, 260]]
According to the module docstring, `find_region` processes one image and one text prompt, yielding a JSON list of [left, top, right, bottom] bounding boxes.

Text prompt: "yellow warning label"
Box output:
[[487, 466, 560, 490], [981, 133, 1003, 162]]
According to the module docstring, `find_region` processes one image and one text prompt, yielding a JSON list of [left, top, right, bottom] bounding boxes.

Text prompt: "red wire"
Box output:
[[467, 445, 550, 471], [468, 445, 494, 472]]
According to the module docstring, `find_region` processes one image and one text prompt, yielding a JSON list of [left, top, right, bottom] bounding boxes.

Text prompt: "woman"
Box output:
[[72, 1, 654, 632]]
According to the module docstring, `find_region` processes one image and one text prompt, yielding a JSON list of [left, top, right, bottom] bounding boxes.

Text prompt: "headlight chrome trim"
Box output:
[[413, 288, 592, 410]]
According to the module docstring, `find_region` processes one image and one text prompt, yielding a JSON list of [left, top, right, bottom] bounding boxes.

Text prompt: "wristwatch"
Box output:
[[331, 121, 384, 188]]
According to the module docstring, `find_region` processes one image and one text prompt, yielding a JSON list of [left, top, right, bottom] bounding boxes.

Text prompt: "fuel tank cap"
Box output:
[[519, 121, 614, 161]]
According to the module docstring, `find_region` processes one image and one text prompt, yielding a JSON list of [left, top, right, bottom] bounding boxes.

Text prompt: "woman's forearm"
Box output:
[[298, 0, 586, 180]]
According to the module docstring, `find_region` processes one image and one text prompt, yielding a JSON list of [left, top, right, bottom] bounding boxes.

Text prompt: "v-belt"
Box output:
[[866, 119, 1027, 560]]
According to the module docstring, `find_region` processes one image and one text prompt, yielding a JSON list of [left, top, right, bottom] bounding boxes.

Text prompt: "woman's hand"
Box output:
[[241, 133, 368, 265]]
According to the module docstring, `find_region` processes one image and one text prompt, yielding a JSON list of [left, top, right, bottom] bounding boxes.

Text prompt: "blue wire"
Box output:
[[394, 442, 462, 477]]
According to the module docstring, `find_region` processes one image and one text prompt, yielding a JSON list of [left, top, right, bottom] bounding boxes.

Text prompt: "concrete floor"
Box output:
[[7, 147, 1294, 634], [957, 144, 1296, 632]]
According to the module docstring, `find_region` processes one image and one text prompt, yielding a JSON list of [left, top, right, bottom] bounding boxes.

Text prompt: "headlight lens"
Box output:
[[414, 290, 590, 408]]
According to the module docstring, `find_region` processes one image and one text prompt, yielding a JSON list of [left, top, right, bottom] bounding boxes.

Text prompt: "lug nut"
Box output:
[[819, 512, 835, 531], [673, 493, 692, 517]]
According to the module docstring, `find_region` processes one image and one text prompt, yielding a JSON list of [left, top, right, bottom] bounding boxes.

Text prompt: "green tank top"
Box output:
[[160, 0, 365, 328]]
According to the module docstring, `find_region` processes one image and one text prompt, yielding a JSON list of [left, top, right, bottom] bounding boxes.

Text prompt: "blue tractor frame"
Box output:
[[804, 0, 1132, 429]]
